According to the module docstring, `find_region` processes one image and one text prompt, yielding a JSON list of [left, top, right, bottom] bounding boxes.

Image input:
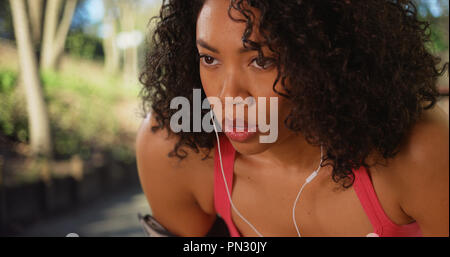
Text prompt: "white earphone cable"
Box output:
[[210, 110, 264, 237], [292, 145, 323, 237], [210, 110, 323, 237]]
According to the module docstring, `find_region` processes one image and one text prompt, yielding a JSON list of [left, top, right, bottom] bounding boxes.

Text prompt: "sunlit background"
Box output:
[[0, 0, 448, 237]]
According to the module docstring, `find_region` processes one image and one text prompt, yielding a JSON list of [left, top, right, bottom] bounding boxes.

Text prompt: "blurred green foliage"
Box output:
[[428, 25, 448, 53], [414, 0, 449, 54], [0, 69, 28, 143], [65, 30, 104, 60], [0, 0, 13, 39], [0, 68, 134, 163], [43, 69, 133, 160], [0, 69, 16, 93]]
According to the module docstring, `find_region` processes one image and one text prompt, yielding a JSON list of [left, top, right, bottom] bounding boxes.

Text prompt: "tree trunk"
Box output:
[[120, 1, 138, 84], [123, 46, 138, 84], [27, 0, 44, 45], [102, 1, 120, 74], [53, 0, 77, 65], [40, 0, 77, 70], [9, 0, 53, 157], [40, 0, 61, 70]]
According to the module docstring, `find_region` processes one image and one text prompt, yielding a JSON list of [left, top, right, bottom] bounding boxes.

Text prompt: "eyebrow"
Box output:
[[196, 39, 256, 54]]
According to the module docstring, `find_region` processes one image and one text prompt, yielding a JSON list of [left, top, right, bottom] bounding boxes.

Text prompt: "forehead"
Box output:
[[196, 0, 262, 49]]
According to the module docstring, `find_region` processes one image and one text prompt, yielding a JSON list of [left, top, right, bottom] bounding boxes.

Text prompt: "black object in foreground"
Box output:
[[138, 213, 230, 237], [138, 213, 176, 237]]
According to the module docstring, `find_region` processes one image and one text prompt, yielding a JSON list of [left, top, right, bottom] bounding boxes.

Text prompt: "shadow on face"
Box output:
[[196, 0, 295, 156]]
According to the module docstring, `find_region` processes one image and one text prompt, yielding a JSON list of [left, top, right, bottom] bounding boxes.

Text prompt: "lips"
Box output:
[[223, 118, 257, 132], [222, 118, 258, 142]]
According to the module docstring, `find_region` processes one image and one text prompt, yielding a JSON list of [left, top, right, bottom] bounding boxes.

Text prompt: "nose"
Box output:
[[216, 67, 255, 123], [217, 67, 250, 101]]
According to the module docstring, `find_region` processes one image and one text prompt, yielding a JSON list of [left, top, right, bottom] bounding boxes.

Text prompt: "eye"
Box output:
[[250, 57, 275, 70], [199, 54, 220, 66]]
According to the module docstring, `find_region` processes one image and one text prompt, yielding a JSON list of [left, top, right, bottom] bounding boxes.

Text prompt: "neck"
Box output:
[[248, 131, 324, 174]]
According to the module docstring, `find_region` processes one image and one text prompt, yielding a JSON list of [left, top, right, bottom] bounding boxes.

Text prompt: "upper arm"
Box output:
[[136, 113, 217, 236], [397, 107, 449, 236]]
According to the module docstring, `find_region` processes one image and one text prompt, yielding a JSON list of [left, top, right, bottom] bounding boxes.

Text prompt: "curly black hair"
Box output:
[[139, 0, 448, 188]]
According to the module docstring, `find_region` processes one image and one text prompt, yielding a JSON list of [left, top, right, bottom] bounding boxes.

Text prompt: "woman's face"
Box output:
[[196, 0, 295, 155]]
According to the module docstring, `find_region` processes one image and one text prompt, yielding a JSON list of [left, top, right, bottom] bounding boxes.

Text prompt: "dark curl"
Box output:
[[139, 0, 448, 187]]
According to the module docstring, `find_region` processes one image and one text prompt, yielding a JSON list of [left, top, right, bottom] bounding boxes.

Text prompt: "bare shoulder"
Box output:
[[136, 112, 213, 173], [135, 112, 216, 236], [406, 104, 448, 151], [399, 104, 449, 174], [388, 105, 449, 235]]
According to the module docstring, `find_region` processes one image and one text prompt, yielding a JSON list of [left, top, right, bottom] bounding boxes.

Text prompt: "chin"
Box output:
[[226, 134, 273, 156]]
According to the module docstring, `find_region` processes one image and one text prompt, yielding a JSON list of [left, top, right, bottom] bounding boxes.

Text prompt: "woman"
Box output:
[[136, 0, 449, 237]]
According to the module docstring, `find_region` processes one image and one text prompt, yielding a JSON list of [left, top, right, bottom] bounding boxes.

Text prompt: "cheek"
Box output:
[[200, 66, 286, 103], [252, 72, 291, 110], [199, 67, 216, 97], [258, 78, 292, 129], [248, 70, 279, 98]]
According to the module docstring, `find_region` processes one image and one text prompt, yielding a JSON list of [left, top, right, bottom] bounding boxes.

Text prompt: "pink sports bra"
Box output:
[[213, 134, 422, 237]]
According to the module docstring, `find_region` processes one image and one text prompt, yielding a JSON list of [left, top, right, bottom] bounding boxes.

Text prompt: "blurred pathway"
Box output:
[[18, 185, 151, 237]]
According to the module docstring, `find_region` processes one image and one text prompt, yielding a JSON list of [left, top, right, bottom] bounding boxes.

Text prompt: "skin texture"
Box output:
[[140, 0, 447, 188], [136, 0, 449, 236], [136, 107, 449, 236], [197, 0, 321, 168]]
